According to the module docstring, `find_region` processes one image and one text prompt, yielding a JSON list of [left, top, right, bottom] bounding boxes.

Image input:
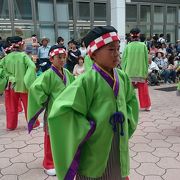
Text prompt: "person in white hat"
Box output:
[[37, 37, 51, 72]]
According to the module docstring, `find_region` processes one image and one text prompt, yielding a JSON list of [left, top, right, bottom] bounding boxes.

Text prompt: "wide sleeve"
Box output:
[[144, 45, 148, 76], [0, 58, 8, 92], [23, 54, 37, 90], [27, 73, 49, 132], [124, 73, 139, 138], [84, 55, 93, 71], [48, 77, 95, 180]]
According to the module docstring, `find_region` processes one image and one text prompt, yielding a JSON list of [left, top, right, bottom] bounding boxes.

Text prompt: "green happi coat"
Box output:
[[84, 55, 93, 71], [121, 41, 148, 79], [27, 66, 75, 132], [0, 51, 36, 92], [48, 65, 139, 180], [0, 58, 8, 92]]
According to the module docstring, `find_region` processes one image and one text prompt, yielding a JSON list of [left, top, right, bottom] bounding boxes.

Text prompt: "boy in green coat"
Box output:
[[28, 45, 74, 176], [48, 26, 139, 180]]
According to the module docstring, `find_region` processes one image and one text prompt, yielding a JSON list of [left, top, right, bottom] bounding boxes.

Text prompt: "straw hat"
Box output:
[[41, 37, 50, 43]]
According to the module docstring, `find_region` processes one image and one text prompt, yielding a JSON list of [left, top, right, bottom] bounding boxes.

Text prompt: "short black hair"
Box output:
[[57, 36, 64, 44]]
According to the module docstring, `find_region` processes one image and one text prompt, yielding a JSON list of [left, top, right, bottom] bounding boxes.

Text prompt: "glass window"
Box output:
[[166, 25, 175, 43], [140, 5, 151, 23], [77, 2, 90, 21], [126, 24, 137, 34], [76, 26, 90, 40], [126, 5, 137, 22], [154, 6, 164, 23], [153, 25, 164, 36], [167, 7, 176, 23], [178, 26, 180, 40], [56, 0, 73, 21], [36, 0, 54, 21], [0, 24, 12, 39], [58, 25, 73, 46], [14, 0, 32, 20], [94, 3, 106, 21], [179, 8, 180, 23], [14, 24, 34, 39], [139, 25, 151, 39], [38, 24, 55, 45], [0, 0, 9, 19]]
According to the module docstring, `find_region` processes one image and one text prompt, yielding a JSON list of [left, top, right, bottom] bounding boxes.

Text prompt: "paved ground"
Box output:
[[0, 84, 180, 180]]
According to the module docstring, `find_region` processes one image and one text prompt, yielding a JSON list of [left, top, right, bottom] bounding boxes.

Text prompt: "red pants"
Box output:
[[43, 132, 54, 169], [133, 82, 151, 109], [5, 89, 40, 130], [18, 99, 23, 113]]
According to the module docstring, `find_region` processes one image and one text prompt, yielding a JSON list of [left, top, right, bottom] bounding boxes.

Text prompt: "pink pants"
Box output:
[[133, 81, 151, 109]]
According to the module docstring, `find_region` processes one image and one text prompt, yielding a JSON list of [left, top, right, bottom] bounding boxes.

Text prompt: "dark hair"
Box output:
[[78, 56, 84, 63], [32, 34, 37, 37], [57, 36, 64, 44]]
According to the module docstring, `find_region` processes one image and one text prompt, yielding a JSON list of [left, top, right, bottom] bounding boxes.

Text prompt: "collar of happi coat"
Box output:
[[92, 63, 119, 98], [51, 65, 66, 85]]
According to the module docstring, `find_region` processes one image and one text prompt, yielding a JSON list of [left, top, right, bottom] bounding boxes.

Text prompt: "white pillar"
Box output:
[[111, 0, 126, 53]]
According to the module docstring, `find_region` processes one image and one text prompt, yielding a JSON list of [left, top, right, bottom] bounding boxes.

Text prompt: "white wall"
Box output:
[[111, 0, 126, 53]]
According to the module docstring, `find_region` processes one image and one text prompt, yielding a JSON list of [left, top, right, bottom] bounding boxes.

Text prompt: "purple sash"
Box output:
[[92, 63, 124, 136], [51, 66, 66, 85], [64, 120, 96, 180]]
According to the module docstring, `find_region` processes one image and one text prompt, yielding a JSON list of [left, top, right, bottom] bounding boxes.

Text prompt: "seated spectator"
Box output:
[[67, 40, 81, 73], [175, 40, 180, 54], [56, 36, 65, 47], [174, 54, 180, 78], [79, 40, 87, 58], [154, 51, 170, 83], [158, 43, 167, 57], [149, 43, 158, 58], [166, 43, 174, 55], [167, 54, 177, 83], [73, 56, 85, 77], [148, 54, 160, 86]]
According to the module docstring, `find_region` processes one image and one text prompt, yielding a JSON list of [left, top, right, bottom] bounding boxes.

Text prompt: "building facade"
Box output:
[[0, 0, 110, 45], [0, 0, 180, 45], [127, 0, 180, 43]]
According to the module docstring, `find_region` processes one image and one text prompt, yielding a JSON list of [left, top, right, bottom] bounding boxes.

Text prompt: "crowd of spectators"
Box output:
[[1, 33, 180, 86], [145, 34, 180, 86]]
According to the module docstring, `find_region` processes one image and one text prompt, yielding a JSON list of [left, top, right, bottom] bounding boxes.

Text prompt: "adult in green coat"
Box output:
[[0, 36, 40, 130], [122, 28, 151, 111]]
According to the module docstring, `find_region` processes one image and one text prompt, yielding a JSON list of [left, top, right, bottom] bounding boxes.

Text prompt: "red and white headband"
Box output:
[[87, 31, 120, 57], [49, 48, 66, 61], [12, 41, 25, 48]]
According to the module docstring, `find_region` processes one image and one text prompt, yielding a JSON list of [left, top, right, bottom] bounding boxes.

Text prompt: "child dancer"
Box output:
[[48, 26, 139, 180], [27, 45, 74, 176]]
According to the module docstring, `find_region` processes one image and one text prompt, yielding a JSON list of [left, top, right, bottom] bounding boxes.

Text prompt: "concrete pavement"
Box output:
[[0, 84, 180, 180]]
